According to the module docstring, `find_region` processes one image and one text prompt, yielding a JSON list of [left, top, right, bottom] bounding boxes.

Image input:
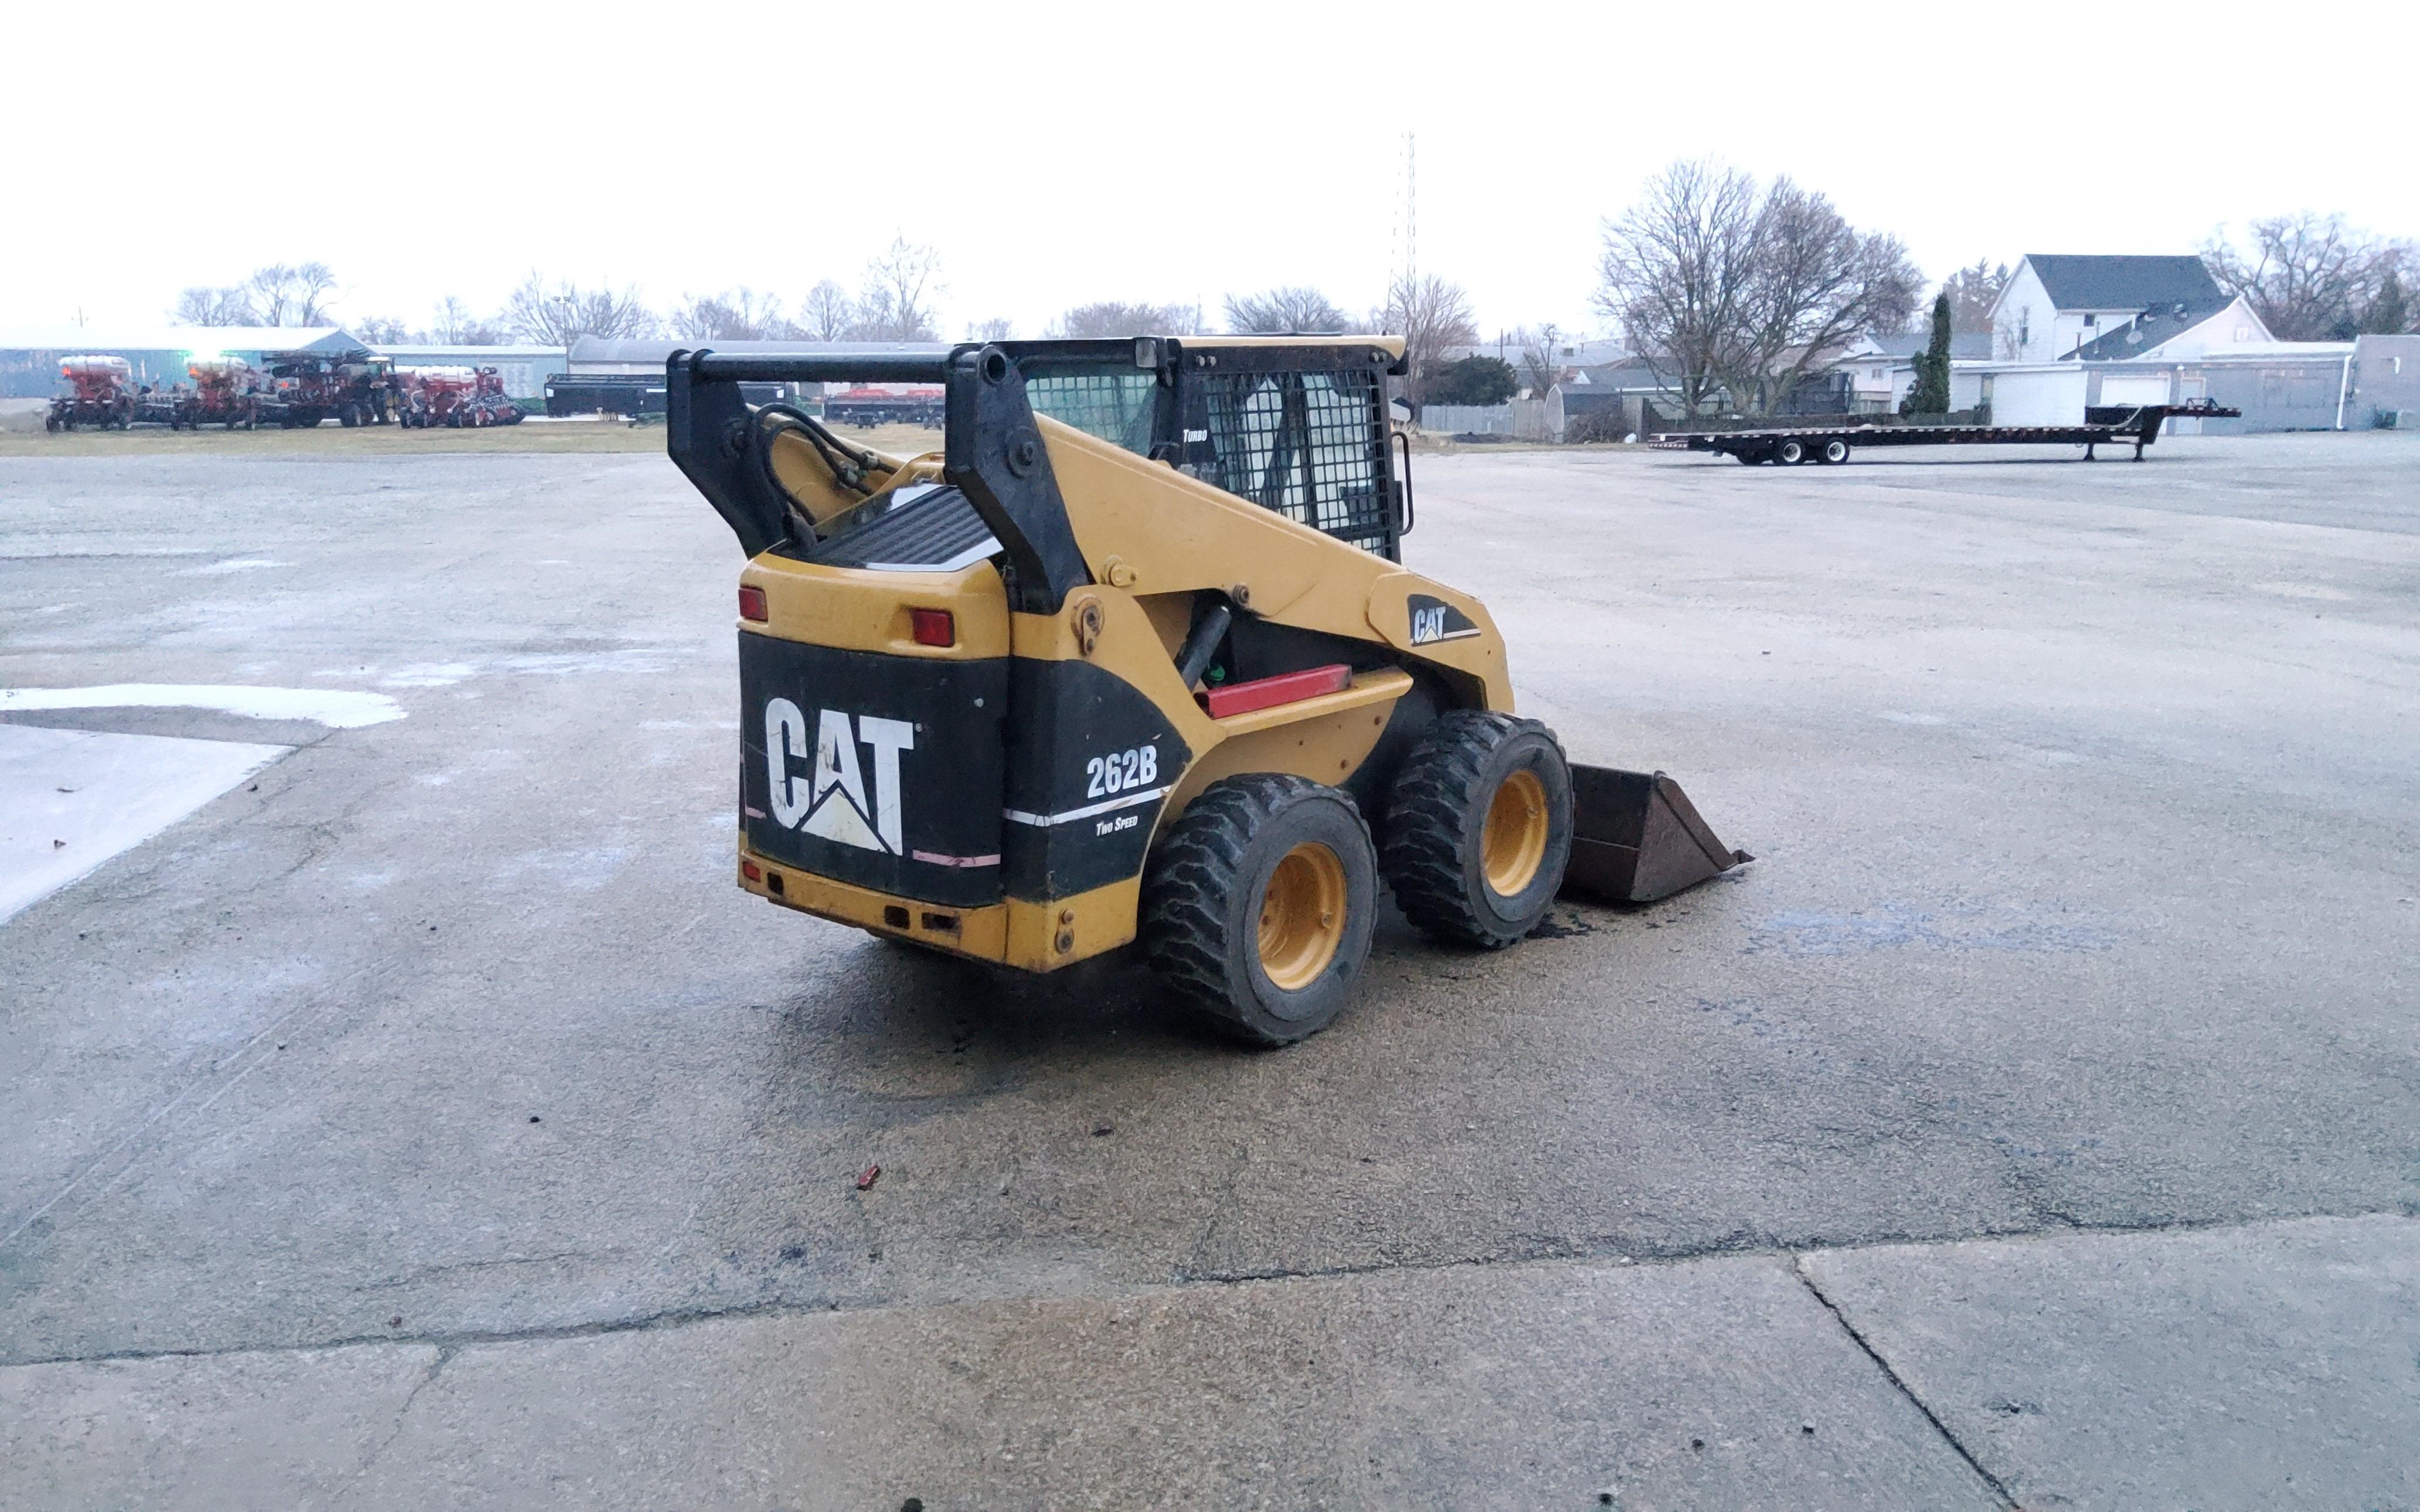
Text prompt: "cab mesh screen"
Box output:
[[1198, 370, 1391, 554], [1025, 372, 1158, 455]]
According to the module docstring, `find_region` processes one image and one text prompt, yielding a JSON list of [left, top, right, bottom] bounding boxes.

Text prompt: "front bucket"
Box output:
[[1559, 766, 1752, 904]]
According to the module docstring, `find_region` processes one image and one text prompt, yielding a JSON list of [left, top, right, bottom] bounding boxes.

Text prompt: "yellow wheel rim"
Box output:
[[1481, 769, 1549, 897], [1257, 842, 1347, 991]]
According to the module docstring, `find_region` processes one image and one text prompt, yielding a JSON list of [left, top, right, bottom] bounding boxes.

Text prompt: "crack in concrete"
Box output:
[[1793, 1256, 2018, 1510], [1174, 1142, 1252, 1282], [327, 1343, 453, 1510], [8, 1205, 2409, 1374]]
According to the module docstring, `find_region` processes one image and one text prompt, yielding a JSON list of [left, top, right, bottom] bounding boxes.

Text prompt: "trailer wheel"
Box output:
[[1382, 711, 1575, 949], [1821, 438, 1850, 464], [1141, 774, 1379, 1046], [1776, 438, 1806, 465], [1732, 449, 1763, 464]]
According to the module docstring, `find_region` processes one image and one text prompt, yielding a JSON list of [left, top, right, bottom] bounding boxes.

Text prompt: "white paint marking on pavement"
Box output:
[[0, 684, 404, 728], [0, 726, 287, 923]]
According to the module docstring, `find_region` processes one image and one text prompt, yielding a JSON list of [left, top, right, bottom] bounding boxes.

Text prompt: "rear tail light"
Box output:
[[737, 584, 768, 622], [910, 608, 955, 647]]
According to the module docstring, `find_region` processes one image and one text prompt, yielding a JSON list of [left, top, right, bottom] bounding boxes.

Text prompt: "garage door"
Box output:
[[2098, 374, 2173, 407], [1989, 369, 2089, 425]]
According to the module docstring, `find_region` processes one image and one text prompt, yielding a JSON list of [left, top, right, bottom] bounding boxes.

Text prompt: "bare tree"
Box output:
[[671, 287, 797, 340], [2203, 213, 2415, 341], [245, 262, 339, 325], [505, 275, 660, 347], [1595, 159, 1918, 416], [1049, 301, 1198, 338], [966, 316, 1017, 341], [1941, 260, 2010, 334], [1721, 179, 1921, 413], [171, 286, 252, 326], [1380, 275, 1478, 405], [1224, 286, 1350, 334], [851, 236, 943, 341], [798, 280, 856, 341], [1593, 160, 1759, 412], [351, 315, 412, 343], [430, 297, 511, 345], [1518, 323, 1566, 397]]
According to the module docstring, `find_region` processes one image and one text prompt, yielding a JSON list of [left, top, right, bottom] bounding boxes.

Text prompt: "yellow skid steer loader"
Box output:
[[668, 337, 1746, 1044]]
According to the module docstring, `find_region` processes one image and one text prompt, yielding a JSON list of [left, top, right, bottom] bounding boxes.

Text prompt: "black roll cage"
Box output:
[[667, 338, 1412, 617]]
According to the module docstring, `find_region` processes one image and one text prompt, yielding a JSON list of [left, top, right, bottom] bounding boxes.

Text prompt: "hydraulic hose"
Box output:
[[744, 402, 888, 542]]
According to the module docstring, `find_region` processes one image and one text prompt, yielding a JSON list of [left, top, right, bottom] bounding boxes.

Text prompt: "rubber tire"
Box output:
[[1381, 711, 1575, 949], [1140, 774, 1379, 1046], [1776, 438, 1806, 465], [1821, 438, 1850, 464]]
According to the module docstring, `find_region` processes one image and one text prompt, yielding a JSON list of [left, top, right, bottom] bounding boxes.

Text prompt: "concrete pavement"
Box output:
[[2, 434, 2415, 1507]]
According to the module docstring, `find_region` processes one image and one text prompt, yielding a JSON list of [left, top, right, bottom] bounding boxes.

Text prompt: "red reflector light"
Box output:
[[910, 608, 955, 647], [737, 585, 768, 622], [1200, 663, 1353, 720], [740, 860, 762, 882]]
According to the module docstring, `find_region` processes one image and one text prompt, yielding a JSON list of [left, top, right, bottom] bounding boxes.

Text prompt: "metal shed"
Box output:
[[0, 326, 369, 399]]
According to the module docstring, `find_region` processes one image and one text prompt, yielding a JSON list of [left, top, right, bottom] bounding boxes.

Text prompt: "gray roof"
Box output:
[[2065, 294, 2239, 360], [0, 325, 365, 357], [1565, 362, 1675, 390], [2025, 255, 2221, 312], [566, 337, 948, 363], [1862, 331, 1993, 360]]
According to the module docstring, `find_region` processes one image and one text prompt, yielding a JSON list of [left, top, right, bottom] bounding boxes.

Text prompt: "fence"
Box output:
[[1418, 396, 1562, 441]]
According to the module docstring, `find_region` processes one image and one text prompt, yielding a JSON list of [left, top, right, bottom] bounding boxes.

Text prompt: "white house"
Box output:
[[1966, 254, 2360, 431], [1830, 331, 1994, 411], [1988, 255, 2266, 364]]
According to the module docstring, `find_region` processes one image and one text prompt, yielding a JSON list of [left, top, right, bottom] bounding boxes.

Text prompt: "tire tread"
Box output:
[[1141, 774, 1371, 1043], [1381, 710, 1564, 950]]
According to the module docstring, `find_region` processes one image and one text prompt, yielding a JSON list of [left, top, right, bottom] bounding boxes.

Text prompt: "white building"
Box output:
[[1988, 255, 2266, 364], [0, 326, 368, 397], [1830, 331, 1995, 411], [565, 337, 945, 376], [371, 343, 566, 399], [1964, 254, 2356, 431]]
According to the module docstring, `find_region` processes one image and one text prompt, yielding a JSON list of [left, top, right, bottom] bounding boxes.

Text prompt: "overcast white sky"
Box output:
[[11, 1, 2415, 341]]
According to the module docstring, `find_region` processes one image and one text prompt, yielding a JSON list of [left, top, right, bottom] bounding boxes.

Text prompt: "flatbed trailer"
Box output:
[[1655, 400, 2241, 465]]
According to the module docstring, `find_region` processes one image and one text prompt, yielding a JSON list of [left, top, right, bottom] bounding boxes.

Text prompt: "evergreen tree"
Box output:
[[1904, 290, 1953, 414], [1427, 355, 1520, 407], [2364, 268, 2410, 335]]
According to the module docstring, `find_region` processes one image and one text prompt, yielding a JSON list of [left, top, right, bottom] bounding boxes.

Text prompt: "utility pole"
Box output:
[[1389, 132, 1417, 303]]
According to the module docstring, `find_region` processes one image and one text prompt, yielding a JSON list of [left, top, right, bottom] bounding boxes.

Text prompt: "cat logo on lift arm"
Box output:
[[764, 699, 914, 854], [1407, 592, 1480, 646]]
